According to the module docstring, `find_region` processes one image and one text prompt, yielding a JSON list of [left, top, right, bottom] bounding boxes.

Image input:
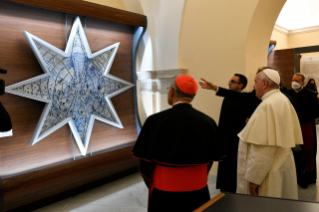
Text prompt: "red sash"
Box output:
[[300, 122, 315, 171], [152, 164, 208, 192]]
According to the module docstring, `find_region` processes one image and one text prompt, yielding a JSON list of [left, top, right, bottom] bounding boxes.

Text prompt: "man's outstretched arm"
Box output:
[[199, 78, 255, 100], [199, 78, 218, 91]]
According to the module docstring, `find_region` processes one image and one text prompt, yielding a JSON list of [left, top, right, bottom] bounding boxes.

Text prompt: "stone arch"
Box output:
[[245, 0, 286, 89]]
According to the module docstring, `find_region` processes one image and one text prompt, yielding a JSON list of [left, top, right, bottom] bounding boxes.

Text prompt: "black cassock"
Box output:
[[0, 101, 12, 132], [215, 87, 260, 193], [132, 103, 225, 212], [288, 88, 319, 183]]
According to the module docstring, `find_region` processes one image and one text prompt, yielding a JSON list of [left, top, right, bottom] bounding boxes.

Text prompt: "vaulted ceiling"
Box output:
[[276, 0, 319, 31]]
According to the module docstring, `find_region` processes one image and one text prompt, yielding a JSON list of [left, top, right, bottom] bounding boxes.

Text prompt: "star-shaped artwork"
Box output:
[[6, 17, 134, 155]]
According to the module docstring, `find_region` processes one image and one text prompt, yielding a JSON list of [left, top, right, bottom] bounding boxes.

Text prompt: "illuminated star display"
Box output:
[[6, 17, 133, 155]]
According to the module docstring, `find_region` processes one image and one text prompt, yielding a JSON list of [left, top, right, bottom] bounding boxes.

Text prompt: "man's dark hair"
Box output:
[[294, 73, 305, 82], [234, 74, 247, 90], [172, 81, 195, 99]]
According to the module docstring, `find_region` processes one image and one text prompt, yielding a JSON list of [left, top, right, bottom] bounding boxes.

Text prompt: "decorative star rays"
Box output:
[[6, 17, 134, 155]]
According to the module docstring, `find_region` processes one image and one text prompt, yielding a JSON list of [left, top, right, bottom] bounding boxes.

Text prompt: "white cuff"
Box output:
[[0, 129, 12, 138]]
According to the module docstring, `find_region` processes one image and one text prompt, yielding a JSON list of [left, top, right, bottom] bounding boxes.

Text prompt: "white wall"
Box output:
[[271, 30, 289, 50], [271, 29, 319, 50]]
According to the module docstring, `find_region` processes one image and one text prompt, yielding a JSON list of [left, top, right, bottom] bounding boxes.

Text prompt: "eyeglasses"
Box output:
[[229, 80, 240, 84]]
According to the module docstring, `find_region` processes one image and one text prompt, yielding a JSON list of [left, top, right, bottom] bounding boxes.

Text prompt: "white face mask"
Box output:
[[292, 81, 301, 90]]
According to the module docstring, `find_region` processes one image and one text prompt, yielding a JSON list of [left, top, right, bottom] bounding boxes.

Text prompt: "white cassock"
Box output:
[[237, 89, 303, 199]]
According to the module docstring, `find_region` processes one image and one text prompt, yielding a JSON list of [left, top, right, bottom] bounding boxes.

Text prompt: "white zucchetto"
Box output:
[[263, 69, 280, 85]]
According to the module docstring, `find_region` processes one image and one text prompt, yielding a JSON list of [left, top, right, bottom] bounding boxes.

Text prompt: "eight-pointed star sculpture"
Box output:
[[6, 17, 134, 156]]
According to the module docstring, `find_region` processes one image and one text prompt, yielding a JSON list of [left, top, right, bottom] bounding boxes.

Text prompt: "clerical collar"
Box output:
[[173, 101, 190, 106], [261, 89, 280, 101], [293, 87, 303, 93]]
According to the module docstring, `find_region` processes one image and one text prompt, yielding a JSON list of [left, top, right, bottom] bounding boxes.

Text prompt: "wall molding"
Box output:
[[274, 24, 319, 35]]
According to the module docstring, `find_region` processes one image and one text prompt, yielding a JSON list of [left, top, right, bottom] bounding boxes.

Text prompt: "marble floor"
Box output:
[[34, 172, 319, 212], [34, 129, 319, 212], [34, 173, 221, 212], [297, 125, 319, 202]]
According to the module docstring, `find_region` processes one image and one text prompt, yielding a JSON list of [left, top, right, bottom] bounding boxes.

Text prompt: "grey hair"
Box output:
[[259, 71, 279, 88], [171, 80, 195, 99]]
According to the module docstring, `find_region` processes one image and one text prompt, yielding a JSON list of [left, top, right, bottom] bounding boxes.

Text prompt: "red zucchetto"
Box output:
[[176, 75, 198, 95]]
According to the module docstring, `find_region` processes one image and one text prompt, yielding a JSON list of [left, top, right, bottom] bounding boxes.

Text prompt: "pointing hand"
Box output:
[[199, 78, 217, 91]]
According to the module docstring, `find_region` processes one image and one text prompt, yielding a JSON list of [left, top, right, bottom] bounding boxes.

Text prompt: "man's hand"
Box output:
[[249, 182, 259, 195], [199, 78, 218, 91]]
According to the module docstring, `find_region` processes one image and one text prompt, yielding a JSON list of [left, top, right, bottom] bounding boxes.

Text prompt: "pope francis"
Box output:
[[237, 67, 303, 199]]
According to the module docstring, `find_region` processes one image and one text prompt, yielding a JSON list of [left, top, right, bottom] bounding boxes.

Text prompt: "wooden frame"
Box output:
[[0, 0, 146, 211], [4, 0, 145, 27], [193, 193, 226, 212]]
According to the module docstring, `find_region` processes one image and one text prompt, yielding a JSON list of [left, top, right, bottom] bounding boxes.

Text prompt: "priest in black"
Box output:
[[0, 72, 12, 135], [199, 74, 260, 193], [288, 73, 319, 187], [132, 75, 225, 212], [0, 101, 12, 133]]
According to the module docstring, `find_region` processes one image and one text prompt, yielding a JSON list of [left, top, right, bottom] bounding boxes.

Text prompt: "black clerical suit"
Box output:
[[132, 103, 225, 212], [215, 87, 260, 193], [288, 88, 319, 184], [0, 101, 12, 132]]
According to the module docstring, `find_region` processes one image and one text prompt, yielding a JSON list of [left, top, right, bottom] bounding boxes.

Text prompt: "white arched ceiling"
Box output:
[[276, 0, 319, 30]]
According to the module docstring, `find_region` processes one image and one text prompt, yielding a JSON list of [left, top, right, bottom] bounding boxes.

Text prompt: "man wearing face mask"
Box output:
[[288, 73, 319, 188]]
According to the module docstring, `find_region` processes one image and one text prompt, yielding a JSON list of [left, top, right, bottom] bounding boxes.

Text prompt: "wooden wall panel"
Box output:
[[4, 0, 146, 27], [0, 1, 143, 210], [2, 145, 138, 211], [0, 0, 137, 176], [268, 49, 295, 89], [0, 0, 77, 176]]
